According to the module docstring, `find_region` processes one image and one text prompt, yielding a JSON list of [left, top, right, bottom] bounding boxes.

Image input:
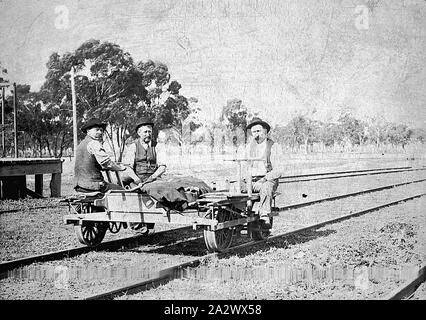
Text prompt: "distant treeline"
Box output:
[[0, 40, 424, 159], [1, 86, 424, 158], [157, 110, 425, 155]]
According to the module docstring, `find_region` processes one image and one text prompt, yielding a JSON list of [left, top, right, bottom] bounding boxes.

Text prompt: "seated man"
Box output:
[[123, 117, 167, 186], [122, 118, 212, 210], [74, 118, 126, 193], [245, 117, 281, 228]]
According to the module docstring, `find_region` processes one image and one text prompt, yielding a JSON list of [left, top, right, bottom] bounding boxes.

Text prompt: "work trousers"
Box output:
[[256, 178, 279, 217]]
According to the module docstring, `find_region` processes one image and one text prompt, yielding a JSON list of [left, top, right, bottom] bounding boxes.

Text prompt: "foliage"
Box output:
[[0, 61, 8, 83], [319, 122, 344, 147], [221, 99, 248, 130], [2, 51, 424, 158], [411, 128, 426, 144], [365, 117, 389, 147], [268, 112, 422, 153], [40, 40, 191, 160], [41, 40, 149, 159], [338, 113, 366, 146], [283, 115, 321, 152], [157, 83, 190, 150], [386, 124, 412, 149], [271, 125, 296, 148], [20, 94, 72, 157], [1, 41, 194, 159], [221, 98, 250, 146], [0, 81, 73, 157]]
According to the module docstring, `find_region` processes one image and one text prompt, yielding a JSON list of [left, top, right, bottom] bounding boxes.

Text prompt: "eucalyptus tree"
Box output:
[[42, 39, 191, 160]]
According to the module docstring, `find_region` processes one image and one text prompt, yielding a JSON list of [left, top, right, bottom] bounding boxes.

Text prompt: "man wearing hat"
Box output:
[[123, 117, 166, 185], [74, 118, 126, 193], [245, 117, 281, 228]]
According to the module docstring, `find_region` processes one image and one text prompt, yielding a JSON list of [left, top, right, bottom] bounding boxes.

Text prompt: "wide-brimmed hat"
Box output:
[[135, 117, 154, 132], [81, 118, 107, 133], [246, 117, 271, 132]]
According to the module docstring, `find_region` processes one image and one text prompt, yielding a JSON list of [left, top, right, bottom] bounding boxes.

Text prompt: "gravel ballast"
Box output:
[[1, 171, 424, 262], [1, 181, 424, 299], [1, 163, 425, 300], [119, 195, 425, 300]]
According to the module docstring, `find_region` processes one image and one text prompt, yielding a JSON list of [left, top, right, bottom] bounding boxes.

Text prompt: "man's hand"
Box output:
[[115, 162, 129, 171], [137, 182, 145, 189]]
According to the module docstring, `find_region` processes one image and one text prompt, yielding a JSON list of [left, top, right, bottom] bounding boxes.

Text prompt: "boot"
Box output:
[[259, 215, 272, 229]]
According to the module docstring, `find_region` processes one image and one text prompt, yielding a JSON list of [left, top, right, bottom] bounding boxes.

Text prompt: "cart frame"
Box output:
[[63, 159, 279, 252]]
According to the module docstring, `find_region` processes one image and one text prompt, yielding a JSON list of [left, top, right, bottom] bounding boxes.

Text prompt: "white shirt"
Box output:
[[83, 138, 125, 172], [245, 138, 268, 176], [86, 139, 114, 169]]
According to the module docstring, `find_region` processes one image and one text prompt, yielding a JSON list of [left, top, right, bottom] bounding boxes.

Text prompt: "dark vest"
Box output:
[[133, 140, 158, 180], [74, 136, 104, 190]]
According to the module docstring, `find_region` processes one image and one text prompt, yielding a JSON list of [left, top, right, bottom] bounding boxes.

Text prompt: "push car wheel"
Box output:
[[203, 208, 233, 252], [75, 222, 108, 246]]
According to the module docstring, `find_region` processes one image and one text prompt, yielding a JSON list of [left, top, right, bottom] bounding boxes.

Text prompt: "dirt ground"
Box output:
[[1, 169, 424, 261], [120, 196, 425, 300], [0, 155, 425, 300]]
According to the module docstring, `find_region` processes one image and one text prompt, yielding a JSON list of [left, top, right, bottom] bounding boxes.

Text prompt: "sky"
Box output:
[[1, 0, 425, 128]]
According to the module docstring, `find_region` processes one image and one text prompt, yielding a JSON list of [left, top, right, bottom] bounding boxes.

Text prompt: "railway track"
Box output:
[[0, 166, 423, 215], [0, 226, 193, 274], [279, 166, 412, 179], [84, 192, 425, 300], [277, 177, 426, 211], [0, 203, 68, 215], [2, 177, 424, 273]]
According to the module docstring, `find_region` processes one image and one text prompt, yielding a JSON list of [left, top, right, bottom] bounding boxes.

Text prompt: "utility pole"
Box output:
[[0, 82, 10, 156], [13, 82, 17, 158], [1, 86, 5, 156], [70, 67, 78, 156]]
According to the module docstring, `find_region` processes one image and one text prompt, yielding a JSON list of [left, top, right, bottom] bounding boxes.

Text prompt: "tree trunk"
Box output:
[[38, 139, 43, 157], [210, 134, 214, 154], [304, 137, 309, 154], [45, 138, 52, 157]]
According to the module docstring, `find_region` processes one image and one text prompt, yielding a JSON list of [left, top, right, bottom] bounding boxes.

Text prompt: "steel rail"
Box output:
[[277, 178, 426, 211], [84, 192, 425, 300], [0, 203, 68, 215], [279, 168, 426, 184], [2, 178, 425, 274], [0, 226, 192, 274], [385, 264, 426, 300], [278, 166, 412, 179]]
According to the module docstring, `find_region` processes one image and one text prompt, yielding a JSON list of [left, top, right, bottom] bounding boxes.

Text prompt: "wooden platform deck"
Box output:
[[0, 158, 63, 199]]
